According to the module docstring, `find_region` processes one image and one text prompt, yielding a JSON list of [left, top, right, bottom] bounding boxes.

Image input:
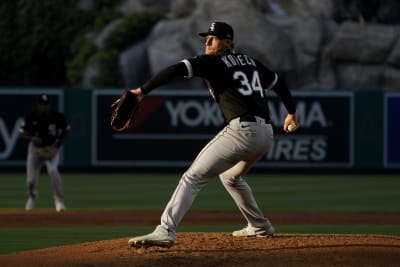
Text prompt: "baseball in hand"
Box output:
[[288, 124, 297, 132]]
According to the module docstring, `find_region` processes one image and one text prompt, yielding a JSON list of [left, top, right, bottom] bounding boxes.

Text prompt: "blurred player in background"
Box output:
[[19, 94, 70, 212]]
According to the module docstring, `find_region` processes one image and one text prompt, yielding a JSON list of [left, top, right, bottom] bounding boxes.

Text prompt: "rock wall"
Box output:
[[89, 0, 400, 91]]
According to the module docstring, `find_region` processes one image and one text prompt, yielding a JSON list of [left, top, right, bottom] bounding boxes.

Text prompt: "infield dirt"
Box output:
[[0, 210, 399, 267]]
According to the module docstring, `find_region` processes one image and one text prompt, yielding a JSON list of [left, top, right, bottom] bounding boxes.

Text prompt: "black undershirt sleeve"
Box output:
[[141, 62, 188, 94], [272, 78, 296, 114], [258, 62, 296, 114]]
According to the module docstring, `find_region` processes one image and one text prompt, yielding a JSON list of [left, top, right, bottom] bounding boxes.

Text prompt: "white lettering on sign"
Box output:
[[165, 100, 223, 127], [165, 99, 329, 129], [0, 118, 23, 159], [266, 137, 327, 161], [269, 101, 328, 128]]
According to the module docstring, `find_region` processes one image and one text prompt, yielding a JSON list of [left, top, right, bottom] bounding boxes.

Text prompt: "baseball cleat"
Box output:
[[232, 225, 275, 237], [25, 197, 36, 211], [129, 226, 175, 248], [55, 199, 66, 212]]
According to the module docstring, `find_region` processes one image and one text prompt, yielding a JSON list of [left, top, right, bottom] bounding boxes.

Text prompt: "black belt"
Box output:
[[239, 115, 258, 122]]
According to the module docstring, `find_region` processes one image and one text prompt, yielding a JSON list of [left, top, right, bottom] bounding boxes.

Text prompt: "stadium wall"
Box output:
[[0, 88, 398, 171]]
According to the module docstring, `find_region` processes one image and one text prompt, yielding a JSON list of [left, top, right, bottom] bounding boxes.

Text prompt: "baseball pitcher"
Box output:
[[125, 22, 299, 248]]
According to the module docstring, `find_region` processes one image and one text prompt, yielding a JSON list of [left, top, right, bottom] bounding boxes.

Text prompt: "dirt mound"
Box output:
[[1, 211, 400, 266], [1, 232, 400, 267]]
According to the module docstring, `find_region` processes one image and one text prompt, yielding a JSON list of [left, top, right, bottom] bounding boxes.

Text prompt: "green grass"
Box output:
[[0, 226, 143, 254], [0, 172, 399, 255], [1, 173, 400, 211]]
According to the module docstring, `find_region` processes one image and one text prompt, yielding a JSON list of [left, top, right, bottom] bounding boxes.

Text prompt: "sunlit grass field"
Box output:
[[0, 172, 399, 254]]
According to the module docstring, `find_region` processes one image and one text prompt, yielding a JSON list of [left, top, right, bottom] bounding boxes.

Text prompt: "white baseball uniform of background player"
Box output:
[[19, 94, 70, 212]]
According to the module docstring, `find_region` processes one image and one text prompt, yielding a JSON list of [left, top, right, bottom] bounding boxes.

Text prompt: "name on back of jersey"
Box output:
[[221, 54, 256, 68]]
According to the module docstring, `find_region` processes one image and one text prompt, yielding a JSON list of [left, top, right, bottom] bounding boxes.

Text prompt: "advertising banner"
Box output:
[[384, 93, 400, 168], [261, 91, 354, 167], [94, 90, 354, 168]]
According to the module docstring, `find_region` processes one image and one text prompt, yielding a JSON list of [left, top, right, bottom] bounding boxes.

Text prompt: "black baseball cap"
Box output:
[[199, 21, 234, 40], [37, 94, 50, 105]]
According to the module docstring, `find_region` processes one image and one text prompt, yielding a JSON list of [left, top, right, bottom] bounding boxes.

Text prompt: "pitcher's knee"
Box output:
[[219, 175, 240, 186], [181, 171, 208, 190]]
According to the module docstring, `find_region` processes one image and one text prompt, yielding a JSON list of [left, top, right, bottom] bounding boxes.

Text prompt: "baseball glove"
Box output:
[[37, 146, 58, 160], [110, 90, 143, 132]]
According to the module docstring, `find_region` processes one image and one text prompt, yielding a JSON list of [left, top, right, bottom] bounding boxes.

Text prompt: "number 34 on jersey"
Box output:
[[234, 70, 265, 98]]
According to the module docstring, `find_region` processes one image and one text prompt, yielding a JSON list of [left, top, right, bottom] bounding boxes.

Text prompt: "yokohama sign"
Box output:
[[93, 90, 354, 168]]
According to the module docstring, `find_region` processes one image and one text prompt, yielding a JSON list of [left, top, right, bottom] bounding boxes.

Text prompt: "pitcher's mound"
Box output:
[[1, 232, 400, 267]]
